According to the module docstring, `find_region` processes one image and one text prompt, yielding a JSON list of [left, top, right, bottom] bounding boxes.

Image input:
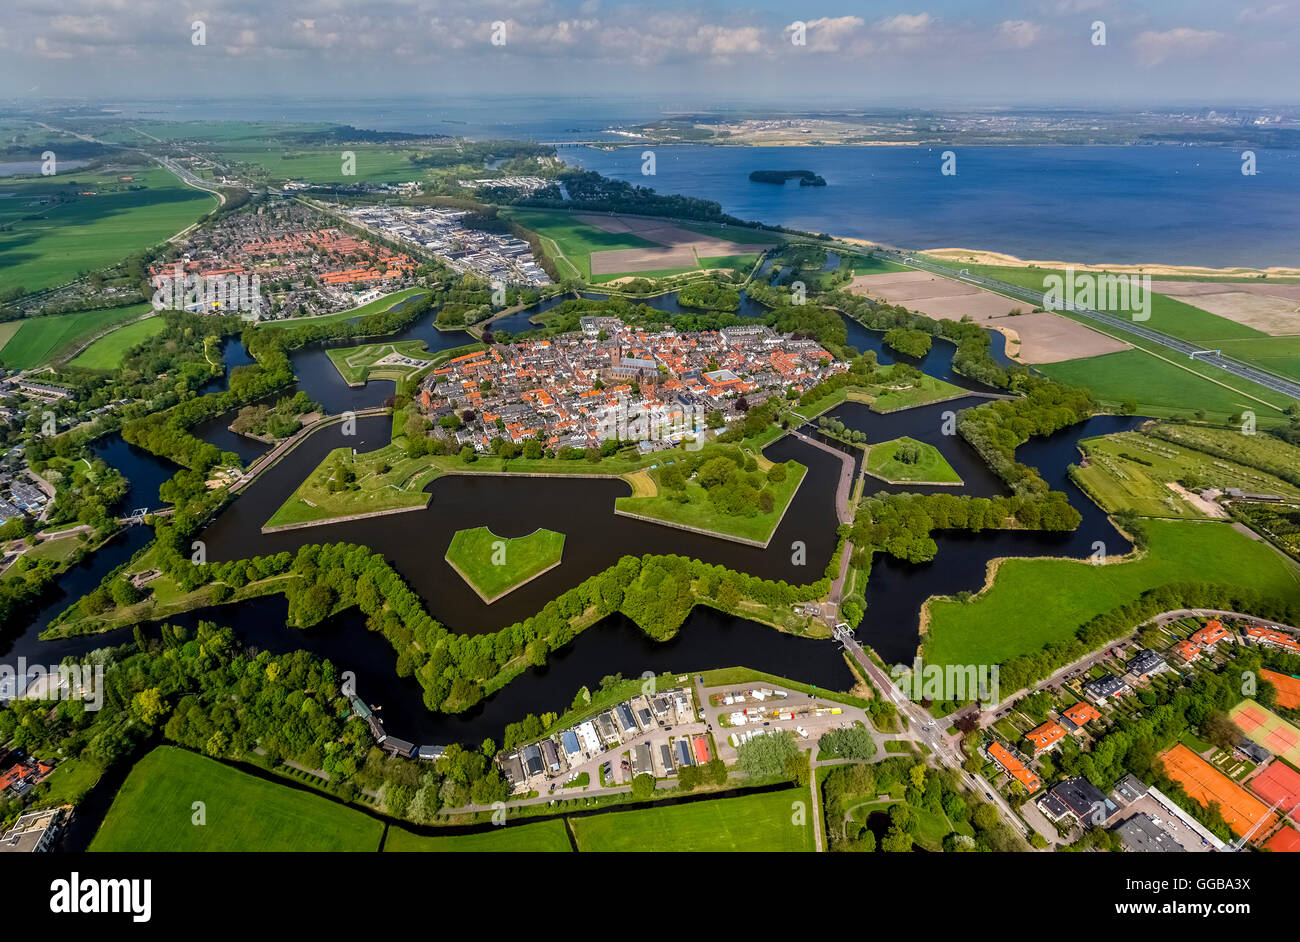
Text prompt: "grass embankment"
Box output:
[[614, 460, 806, 546], [865, 436, 963, 484], [444, 526, 566, 603], [263, 441, 441, 529], [327, 339, 433, 386], [385, 819, 572, 852], [275, 286, 426, 328], [89, 746, 383, 852], [67, 311, 165, 369], [796, 365, 967, 422], [923, 518, 1300, 667]]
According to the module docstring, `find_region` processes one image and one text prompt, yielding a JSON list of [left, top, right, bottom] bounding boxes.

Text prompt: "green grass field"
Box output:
[[89, 746, 383, 852], [68, 311, 165, 369], [924, 518, 1300, 667], [1038, 349, 1294, 425], [615, 460, 806, 546], [0, 303, 151, 369], [327, 339, 432, 385], [865, 436, 963, 484], [385, 819, 572, 852], [444, 526, 566, 602], [0, 166, 216, 296], [568, 788, 815, 852]]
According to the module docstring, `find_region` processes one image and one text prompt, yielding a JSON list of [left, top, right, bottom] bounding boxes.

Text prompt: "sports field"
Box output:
[[1159, 743, 1277, 839], [384, 819, 572, 852], [0, 303, 151, 369], [865, 436, 962, 484], [568, 787, 815, 852], [1248, 758, 1300, 814], [0, 166, 217, 296], [68, 311, 165, 369], [1261, 669, 1300, 709], [89, 746, 384, 852], [923, 519, 1300, 667], [444, 526, 566, 603], [1231, 699, 1300, 768]]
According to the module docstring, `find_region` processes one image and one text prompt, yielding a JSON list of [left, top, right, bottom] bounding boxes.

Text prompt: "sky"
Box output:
[[1, 0, 1298, 105]]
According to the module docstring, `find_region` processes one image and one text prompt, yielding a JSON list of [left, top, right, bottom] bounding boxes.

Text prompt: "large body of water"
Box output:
[[568, 144, 1300, 267]]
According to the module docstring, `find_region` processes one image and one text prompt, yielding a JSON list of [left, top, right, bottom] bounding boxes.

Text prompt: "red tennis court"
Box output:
[[1249, 761, 1300, 813]]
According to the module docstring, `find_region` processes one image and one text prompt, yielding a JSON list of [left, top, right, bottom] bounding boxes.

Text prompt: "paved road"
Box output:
[[788, 428, 856, 526], [880, 250, 1300, 403], [834, 628, 1037, 846]]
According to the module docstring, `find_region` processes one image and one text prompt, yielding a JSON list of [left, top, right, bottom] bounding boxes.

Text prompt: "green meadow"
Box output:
[[568, 787, 815, 852], [68, 311, 165, 369], [0, 303, 150, 369], [89, 746, 383, 852], [0, 166, 216, 296], [385, 819, 572, 852], [923, 518, 1300, 667], [444, 526, 566, 602]]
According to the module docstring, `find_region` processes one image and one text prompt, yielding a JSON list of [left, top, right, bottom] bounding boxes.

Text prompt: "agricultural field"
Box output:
[[264, 441, 439, 529], [68, 311, 165, 369], [0, 303, 150, 369], [444, 526, 566, 603], [0, 166, 217, 296], [923, 518, 1300, 668], [89, 746, 384, 852], [865, 436, 963, 484], [568, 787, 815, 852], [385, 819, 572, 852], [504, 208, 771, 283], [1073, 428, 1300, 517], [615, 459, 806, 546]]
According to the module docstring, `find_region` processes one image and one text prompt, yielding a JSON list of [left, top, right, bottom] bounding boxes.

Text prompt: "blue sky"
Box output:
[[2, 1, 1297, 104]]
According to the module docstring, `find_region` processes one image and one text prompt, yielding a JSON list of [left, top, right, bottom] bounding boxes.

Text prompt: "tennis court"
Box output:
[[1160, 743, 1278, 839], [1261, 669, 1300, 710], [1231, 699, 1300, 767], [1249, 760, 1300, 814]]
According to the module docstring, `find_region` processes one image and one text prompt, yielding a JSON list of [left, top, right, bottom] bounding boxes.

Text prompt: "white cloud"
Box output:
[[877, 13, 934, 34], [997, 20, 1041, 48], [1133, 27, 1223, 66]]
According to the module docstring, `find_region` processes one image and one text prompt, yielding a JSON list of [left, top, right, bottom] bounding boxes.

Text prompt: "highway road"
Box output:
[[878, 249, 1300, 403]]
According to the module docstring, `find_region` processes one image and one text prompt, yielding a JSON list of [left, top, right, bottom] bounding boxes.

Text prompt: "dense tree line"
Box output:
[[0, 621, 509, 827]]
